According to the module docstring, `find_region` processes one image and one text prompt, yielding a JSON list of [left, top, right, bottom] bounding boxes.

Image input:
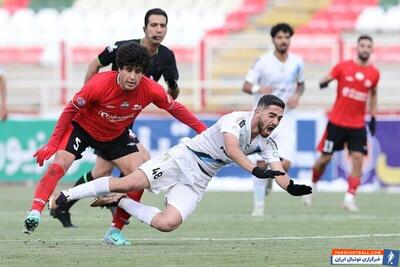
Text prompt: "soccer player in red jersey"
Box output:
[[23, 42, 207, 235], [304, 35, 379, 211], [50, 8, 178, 232]]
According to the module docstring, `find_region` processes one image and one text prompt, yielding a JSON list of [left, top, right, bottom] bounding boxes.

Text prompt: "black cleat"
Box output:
[[50, 207, 77, 228], [55, 192, 68, 207]]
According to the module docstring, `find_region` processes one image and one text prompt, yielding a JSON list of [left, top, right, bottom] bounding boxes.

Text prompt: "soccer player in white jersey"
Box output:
[[54, 95, 312, 234], [242, 23, 305, 217]]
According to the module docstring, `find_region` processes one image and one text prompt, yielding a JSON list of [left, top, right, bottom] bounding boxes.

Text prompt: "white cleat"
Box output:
[[342, 200, 359, 212], [251, 206, 264, 217]]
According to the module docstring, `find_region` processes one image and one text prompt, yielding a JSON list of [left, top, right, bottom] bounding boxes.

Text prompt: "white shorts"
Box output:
[[139, 144, 210, 221]]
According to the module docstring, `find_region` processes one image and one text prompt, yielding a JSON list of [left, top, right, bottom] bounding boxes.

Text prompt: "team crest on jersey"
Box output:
[[76, 97, 86, 107], [131, 104, 142, 110], [355, 72, 364, 81], [236, 118, 246, 128], [120, 101, 130, 109]]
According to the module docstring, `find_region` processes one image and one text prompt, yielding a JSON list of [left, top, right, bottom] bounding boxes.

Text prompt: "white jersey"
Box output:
[[180, 111, 280, 176], [245, 51, 304, 107]]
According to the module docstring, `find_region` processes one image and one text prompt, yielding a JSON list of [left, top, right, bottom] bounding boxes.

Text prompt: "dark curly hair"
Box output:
[[270, 23, 294, 38], [116, 42, 151, 72]]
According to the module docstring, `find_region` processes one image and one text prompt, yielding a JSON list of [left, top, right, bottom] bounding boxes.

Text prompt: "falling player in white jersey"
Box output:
[[242, 23, 305, 216], [54, 95, 312, 235]]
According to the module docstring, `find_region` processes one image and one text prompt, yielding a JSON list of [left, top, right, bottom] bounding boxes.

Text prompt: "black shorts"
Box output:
[[94, 129, 140, 159], [317, 121, 367, 155], [59, 122, 139, 161]]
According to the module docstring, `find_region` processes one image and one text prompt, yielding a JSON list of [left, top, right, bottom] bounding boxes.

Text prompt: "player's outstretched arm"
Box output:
[[223, 133, 285, 179], [270, 161, 312, 196], [319, 75, 334, 89]]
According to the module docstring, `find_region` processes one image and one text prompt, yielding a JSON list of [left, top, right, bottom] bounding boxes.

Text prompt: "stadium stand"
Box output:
[[0, 0, 400, 113]]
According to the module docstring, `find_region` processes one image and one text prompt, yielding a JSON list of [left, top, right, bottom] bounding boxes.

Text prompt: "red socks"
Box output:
[[312, 167, 322, 183], [31, 163, 65, 212], [348, 176, 360, 195], [112, 190, 144, 230]]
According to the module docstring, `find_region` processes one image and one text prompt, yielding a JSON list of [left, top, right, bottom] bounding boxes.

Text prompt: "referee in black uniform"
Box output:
[[85, 8, 179, 99]]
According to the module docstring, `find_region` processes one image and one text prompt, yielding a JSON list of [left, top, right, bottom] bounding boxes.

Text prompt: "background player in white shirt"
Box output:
[[54, 95, 312, 234], [242, 23, 305, 217]]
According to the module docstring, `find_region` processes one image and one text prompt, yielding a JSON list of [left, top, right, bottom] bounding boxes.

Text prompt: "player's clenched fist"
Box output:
[[33, 144, 58, 166]]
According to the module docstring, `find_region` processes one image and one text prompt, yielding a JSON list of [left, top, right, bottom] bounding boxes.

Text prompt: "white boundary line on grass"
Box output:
[[2, 233, 400, 243]]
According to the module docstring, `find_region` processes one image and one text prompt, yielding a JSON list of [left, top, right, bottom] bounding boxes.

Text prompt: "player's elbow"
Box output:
[[224, 147, 237, 159]]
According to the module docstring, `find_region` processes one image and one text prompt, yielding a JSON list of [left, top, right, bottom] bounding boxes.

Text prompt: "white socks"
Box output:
[[119, 198, 161, 226], [344, 192, 355, 203], [253, 177, 267, 208], [63, 176, 111, 200]]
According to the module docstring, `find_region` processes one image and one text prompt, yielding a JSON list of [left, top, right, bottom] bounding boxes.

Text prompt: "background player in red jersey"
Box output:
[[304, 35, 379, 211], [24, 42, 206, 235]]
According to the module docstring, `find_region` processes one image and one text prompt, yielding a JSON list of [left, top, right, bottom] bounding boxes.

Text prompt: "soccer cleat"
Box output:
[[251, 206, 264, 217], [23, 213, 40, 235], [54, 192, 68, 208], [50, 207, 77, 228], [103, 228, 132, 246], [342, 200, 359, 212], [90, 193, 127, 208]]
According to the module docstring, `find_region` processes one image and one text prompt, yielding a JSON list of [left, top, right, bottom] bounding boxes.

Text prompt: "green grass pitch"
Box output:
[[0, 184, 399, 266]]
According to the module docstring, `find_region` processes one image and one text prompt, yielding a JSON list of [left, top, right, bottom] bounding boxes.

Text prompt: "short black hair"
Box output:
[[357, 34, 373, 43], [257, 95, 285, 110], [270, 23, 294, 38], [116, 42, 151, 72], [144, 8, 168, 27]]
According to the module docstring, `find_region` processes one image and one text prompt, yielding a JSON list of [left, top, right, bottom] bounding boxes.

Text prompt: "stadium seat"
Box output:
[[354, 6, 385, 32]]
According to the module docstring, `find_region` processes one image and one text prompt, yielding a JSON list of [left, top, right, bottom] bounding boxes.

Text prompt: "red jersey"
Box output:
[[49, 71, 206, 144], [328, 60, 379, 128]]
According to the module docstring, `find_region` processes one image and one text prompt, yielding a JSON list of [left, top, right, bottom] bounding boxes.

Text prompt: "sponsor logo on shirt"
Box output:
[[99, 111, 136, 122], [105, 105, 115, 109], [342, 87, 368, 102]]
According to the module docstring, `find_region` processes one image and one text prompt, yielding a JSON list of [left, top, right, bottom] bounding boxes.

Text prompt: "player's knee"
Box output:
[[155, 217, 181, 232]]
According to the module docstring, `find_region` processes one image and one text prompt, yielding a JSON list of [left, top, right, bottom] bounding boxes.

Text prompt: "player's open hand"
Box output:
[[252, 167, 285, 179], [33, 144, 58, 166], [287, 180, 312, 196]]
